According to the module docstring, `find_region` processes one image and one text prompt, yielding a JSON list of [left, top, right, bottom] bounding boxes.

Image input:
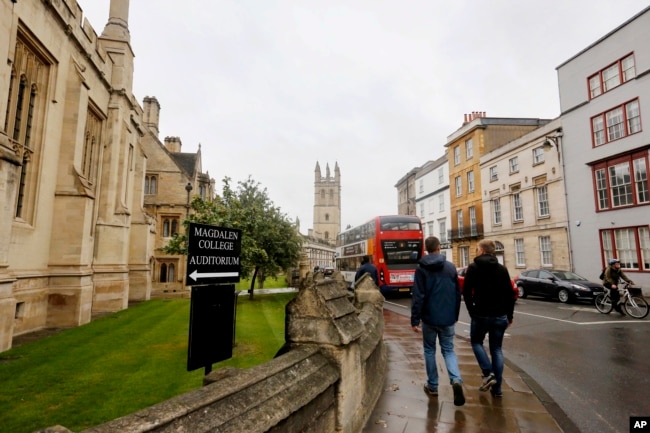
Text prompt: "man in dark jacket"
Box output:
[[411, 236, 465, 406], [355, 255, 378, 286], [463, 239, 515, 398]]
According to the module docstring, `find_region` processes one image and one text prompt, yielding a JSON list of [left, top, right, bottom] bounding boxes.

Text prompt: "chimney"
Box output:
[[164, 136, 182, 153], [142, 96, 160, 137]]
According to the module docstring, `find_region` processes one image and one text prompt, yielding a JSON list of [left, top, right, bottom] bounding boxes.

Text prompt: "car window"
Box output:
[[564, 271, 586, 280], [539, 270, 554, 279], [523, 270, 537, 278]]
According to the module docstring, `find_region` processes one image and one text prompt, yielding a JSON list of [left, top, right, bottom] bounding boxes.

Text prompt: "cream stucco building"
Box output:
[[479, 118, 571, 277]]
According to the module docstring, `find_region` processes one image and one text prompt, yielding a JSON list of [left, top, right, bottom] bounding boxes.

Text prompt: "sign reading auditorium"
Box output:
[[186, 222, 242, 285]]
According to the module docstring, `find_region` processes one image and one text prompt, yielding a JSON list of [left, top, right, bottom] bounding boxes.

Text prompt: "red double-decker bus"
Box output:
[[335, 215, 424, 296]]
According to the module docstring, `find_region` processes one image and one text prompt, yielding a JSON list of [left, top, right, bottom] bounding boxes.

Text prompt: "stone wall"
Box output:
[[39, 273, 386, 433]]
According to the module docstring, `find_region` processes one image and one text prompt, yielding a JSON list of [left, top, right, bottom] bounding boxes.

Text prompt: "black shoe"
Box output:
[[615, 305, 625, 315], [479, 373, 497, 392], [452, 381, 465, 406], [423, 384, 438, 397]]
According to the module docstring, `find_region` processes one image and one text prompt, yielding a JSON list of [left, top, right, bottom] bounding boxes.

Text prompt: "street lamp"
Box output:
[[542, 130, 563, 162], [185, 182, 193, 218]]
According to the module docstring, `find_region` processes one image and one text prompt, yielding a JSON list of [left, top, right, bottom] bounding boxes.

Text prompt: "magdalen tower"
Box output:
[[313, 162, 341, 245]]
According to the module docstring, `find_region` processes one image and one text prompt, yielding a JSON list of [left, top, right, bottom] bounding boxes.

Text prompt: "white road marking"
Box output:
[[516, 311, 650, 325]]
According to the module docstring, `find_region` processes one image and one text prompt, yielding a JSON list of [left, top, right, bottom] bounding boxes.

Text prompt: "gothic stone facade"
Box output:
[[0, 0, 150, 352], [140, 98, 215, 296]]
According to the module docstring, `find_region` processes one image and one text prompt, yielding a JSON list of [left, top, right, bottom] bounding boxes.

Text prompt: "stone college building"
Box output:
[[0, 0, 213, 352]]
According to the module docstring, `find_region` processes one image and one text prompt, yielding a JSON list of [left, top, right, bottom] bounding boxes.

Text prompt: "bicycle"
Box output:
[[594, 282, 649, 319]]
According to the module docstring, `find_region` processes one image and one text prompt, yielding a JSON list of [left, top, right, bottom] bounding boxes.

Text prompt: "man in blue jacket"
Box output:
[[411, 236, 465, 406], [355, 255, 378, 286]]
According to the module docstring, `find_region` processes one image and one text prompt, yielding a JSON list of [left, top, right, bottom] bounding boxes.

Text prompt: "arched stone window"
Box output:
[[168, 263, 175, 282], [160, 263, 168, 282]]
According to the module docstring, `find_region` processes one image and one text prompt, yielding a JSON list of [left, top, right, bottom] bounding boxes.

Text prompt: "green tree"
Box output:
[[164, 176, 303, 299]]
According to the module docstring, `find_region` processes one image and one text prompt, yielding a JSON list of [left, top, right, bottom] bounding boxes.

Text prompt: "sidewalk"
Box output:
[[362, 309, 568, 433]]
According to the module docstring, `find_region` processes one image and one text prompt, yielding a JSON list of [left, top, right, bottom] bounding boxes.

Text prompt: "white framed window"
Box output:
[[492, 198, 501, 225], [428, 198, 435, 214], [457, 210, 464, 237], [533, 147, 545, 164], [593, 116, 605, 146], [455, 176, 462, 197], [454, 146, 460, 165], [589, 74, 602, 98], [622, 54, 636, 82], [419, 202, 425, 217], [539, 236, 552, 267], [460, 246, 470, 267], [592, 99, 641, 146], [469, 206, 477, 236], [427, 222, 434, 237], [536, 185, 549, 217], [606, 106, 625, 141], [602, 63, 621, 92], [465, 138, 473, 159], [467, 170, 475, 193], [513, 192, 523, 222], [588, 54, 635, 99], [509, 157, 519, 174], [419, 179, 424, 193], [438, 167, 444, 184], [439, 220, 447, 243], [489, 166, 498, 182], [439, 195, 445, 212], [514, 238, 525, 267], [593, 151, 649, 210], [601, 227, 650, 271]]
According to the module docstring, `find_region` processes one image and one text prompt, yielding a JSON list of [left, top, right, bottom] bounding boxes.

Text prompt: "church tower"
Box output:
[[313, 161, 341, 244]]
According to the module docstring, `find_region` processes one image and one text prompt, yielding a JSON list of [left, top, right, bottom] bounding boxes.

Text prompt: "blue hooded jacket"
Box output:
[[410, 253, 461, 327]]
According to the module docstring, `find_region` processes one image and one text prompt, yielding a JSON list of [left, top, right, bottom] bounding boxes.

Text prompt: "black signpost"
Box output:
[[186, 222, 242, 375]]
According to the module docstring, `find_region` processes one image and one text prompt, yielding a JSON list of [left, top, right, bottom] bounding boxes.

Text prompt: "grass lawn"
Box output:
[[0, 291, 296, 433]]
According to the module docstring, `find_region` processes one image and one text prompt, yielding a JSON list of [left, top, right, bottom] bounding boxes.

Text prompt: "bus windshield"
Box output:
[[382, 240, 422, 265]]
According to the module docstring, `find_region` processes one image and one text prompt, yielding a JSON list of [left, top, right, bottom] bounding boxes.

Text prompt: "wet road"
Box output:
[[385, 294, 650, 433]]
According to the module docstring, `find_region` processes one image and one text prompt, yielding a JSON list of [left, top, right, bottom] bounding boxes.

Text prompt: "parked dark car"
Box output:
[[514, 269, 605, 303], [457, 266, 519, 300], [323, 266, 335, 277]]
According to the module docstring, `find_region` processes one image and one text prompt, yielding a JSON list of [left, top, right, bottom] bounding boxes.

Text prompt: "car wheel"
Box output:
[[557, 289, 570, 303], [517, 284, 527, 299]]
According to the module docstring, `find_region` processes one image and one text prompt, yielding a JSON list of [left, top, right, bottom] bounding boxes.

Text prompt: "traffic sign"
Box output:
[[186, 222, 242, 285]]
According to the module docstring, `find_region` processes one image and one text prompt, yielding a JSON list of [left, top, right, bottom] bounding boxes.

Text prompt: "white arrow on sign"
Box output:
[[189, 270, 239, 281]]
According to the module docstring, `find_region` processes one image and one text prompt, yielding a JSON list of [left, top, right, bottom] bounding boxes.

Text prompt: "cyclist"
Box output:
[[602, 258, 634, 315]]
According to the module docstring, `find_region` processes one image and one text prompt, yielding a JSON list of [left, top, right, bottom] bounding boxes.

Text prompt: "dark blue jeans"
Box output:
[[470, 315, 508, 394]]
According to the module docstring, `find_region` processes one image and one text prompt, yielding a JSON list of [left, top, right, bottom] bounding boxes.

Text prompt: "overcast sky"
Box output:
[[82, 1, 648, 233]]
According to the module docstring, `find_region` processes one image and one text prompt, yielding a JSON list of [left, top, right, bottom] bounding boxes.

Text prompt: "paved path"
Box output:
[[362, 309, 568, 433]]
